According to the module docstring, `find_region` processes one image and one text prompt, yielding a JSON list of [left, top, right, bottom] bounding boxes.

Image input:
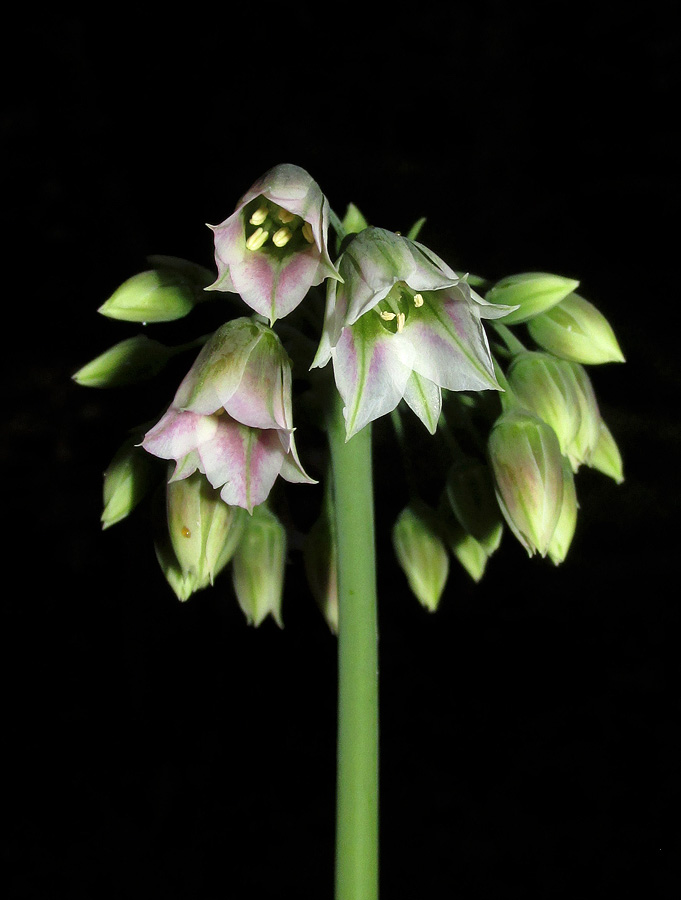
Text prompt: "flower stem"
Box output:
[[327, 391, 379, 900]]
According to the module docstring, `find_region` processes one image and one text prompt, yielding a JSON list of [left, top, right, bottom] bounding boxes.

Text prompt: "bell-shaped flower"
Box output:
[[206, 163, 341, 323], [141, 317, 315, 512], [312, 227, 515, 440]]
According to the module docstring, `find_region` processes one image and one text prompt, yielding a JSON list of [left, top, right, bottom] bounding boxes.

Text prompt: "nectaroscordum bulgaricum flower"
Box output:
[[206, 163, 341, 324], [312, 227, 516, 439], [141, 318, 315, 512]]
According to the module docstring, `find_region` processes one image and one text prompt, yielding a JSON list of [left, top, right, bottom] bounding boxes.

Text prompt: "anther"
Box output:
[[413, 293, 424, 307], [246, 227, 269, 251], [379, 310, 396, 321], [272, 227, 293, 248], [396, 312, 406, 333], [249, 205, 269, 226], [301, 221, 315, 244], [277, 207, 295, 223]]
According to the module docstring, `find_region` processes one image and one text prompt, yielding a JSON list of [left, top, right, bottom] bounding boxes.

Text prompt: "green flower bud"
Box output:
[[527, 292, 625, 364], [166, 471, 247, 591], [446, 525, 489, 583], [101, 436, 156, 529], [565, 363, 601, 471], [488, 410, 564, 557], [506, 351, 583, 455], [303, 510, 338, 634], [341, 202, 369, 237], [73, 335, 173, 388], [485, 272, 580, 325], [232, 505, 286, 627], [392, 502, 449, 612], [547, 457, 578, 566], [98, 256, 213, 323], [588, 420, 624, 484], [445, 457, 504, 547]]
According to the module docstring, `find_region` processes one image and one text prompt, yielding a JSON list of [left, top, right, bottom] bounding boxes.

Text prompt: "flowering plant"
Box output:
[[76, 163, 624, 900]]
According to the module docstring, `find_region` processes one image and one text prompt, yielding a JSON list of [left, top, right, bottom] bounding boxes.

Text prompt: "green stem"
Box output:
[[327, 392, 379, 900]]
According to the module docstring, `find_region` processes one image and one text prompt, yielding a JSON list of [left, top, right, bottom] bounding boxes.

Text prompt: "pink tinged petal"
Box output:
[[334, 314, 414, 440], [142, 408, 219, 462], [278, 430, 317, 485], [197, 419, 286, 513], [173, 318, 263, 415], [205, 214, 244, 293], [406, 292, 499, 391], [402, 371, 442, 434]]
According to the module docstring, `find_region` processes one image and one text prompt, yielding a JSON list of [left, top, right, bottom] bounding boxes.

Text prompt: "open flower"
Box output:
[[312, 227, 515, 439], [206, 163, 341, 323], [141, 317, 315, 511]]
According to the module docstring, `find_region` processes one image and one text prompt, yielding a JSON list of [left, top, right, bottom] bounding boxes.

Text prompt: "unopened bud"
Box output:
[[488, 410, 564, 557], [506, 351, 582, 455], [101, 436, 156, 529], [303, 510, 338, 634], [565, 363, 601, 471], [392, 502, 449, 612], [232, 505, 286, 627], [588, 419, 624, 484], [485, 272, 580, 325], [547, 457, 578, 565], [445, 458, 504, 546], [527, 292, 625, 364], [73, 335, 172, 388]]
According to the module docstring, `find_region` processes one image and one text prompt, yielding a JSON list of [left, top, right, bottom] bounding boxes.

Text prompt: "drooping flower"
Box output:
[[206, 163, 341, 323], [312, 227, 515, 439], [141, 317, 315, 512]]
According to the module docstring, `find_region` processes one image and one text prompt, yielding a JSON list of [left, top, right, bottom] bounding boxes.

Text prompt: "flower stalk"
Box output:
[[327, 392, 379, 900]]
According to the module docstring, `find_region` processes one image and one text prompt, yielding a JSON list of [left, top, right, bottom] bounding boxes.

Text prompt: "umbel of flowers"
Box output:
[[76, 161, 625, 620]]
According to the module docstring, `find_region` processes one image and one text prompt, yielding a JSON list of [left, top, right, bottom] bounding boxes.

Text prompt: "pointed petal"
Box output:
[[333, 314, 414, 440], [406, 289, 499, 391], [402, 371, 442, 434], [142, 408, 218, 461]]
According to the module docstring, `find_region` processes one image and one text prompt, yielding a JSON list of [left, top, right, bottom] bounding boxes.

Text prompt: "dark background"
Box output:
[[3, 6, 680, 898]]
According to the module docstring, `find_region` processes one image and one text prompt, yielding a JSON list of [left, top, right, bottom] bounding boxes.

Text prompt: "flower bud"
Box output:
[[98, 256, 212, 323], [547, 457, 578, 565], [485, 272, 580, 325], [565, 363, 601, 471], [303, 509, 338, 634], [445, 457, 504, 547], [506, 351, 583, 455], [588, 420, 624, 484], [392, 502, 449, 612], [446, 524, 489, 583], [101, 436, 157, 529], [73, 335, 172, 388], [488, 410, 564, 557], [527, 292, 625, 364], [231, 505, 286, 627]]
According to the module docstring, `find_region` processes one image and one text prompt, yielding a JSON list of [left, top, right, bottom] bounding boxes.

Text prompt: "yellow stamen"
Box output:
[[379, 310, 396, 321], [245, 227, 269, 251], [277, 207, 295, 223], [272, 226, 293, 248], [301, 221, 315, 244], [396, 312, 406, 333], [249, 205, 269, 226], [413, 293, 424, 307]]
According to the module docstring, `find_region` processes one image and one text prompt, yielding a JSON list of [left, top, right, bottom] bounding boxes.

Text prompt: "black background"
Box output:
[[3, 6, 680, 898]]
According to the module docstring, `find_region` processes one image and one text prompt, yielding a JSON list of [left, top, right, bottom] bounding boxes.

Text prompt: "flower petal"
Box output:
[[402, 371, 442, 434]]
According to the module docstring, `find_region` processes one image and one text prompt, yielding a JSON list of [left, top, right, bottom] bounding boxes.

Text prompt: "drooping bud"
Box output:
[[98, 256, 213, 323], [547, 457, 578, 566], [166, 471, 247, 587], [231, 505, 286, 627], [445, 457, 506, 547], [73, 335, 173, 388], [392, 502, 449, 612], [506, 351, 583, 455], [487, 410, 564, 557], [446, 525, 490, 583], [303, 507, 338, 634], [565, 363, 601, 471], [527, 292, 625, 364], [588, 419, 624, 483], [101, 435, 157, 529], [484, 272, 580, 325]]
